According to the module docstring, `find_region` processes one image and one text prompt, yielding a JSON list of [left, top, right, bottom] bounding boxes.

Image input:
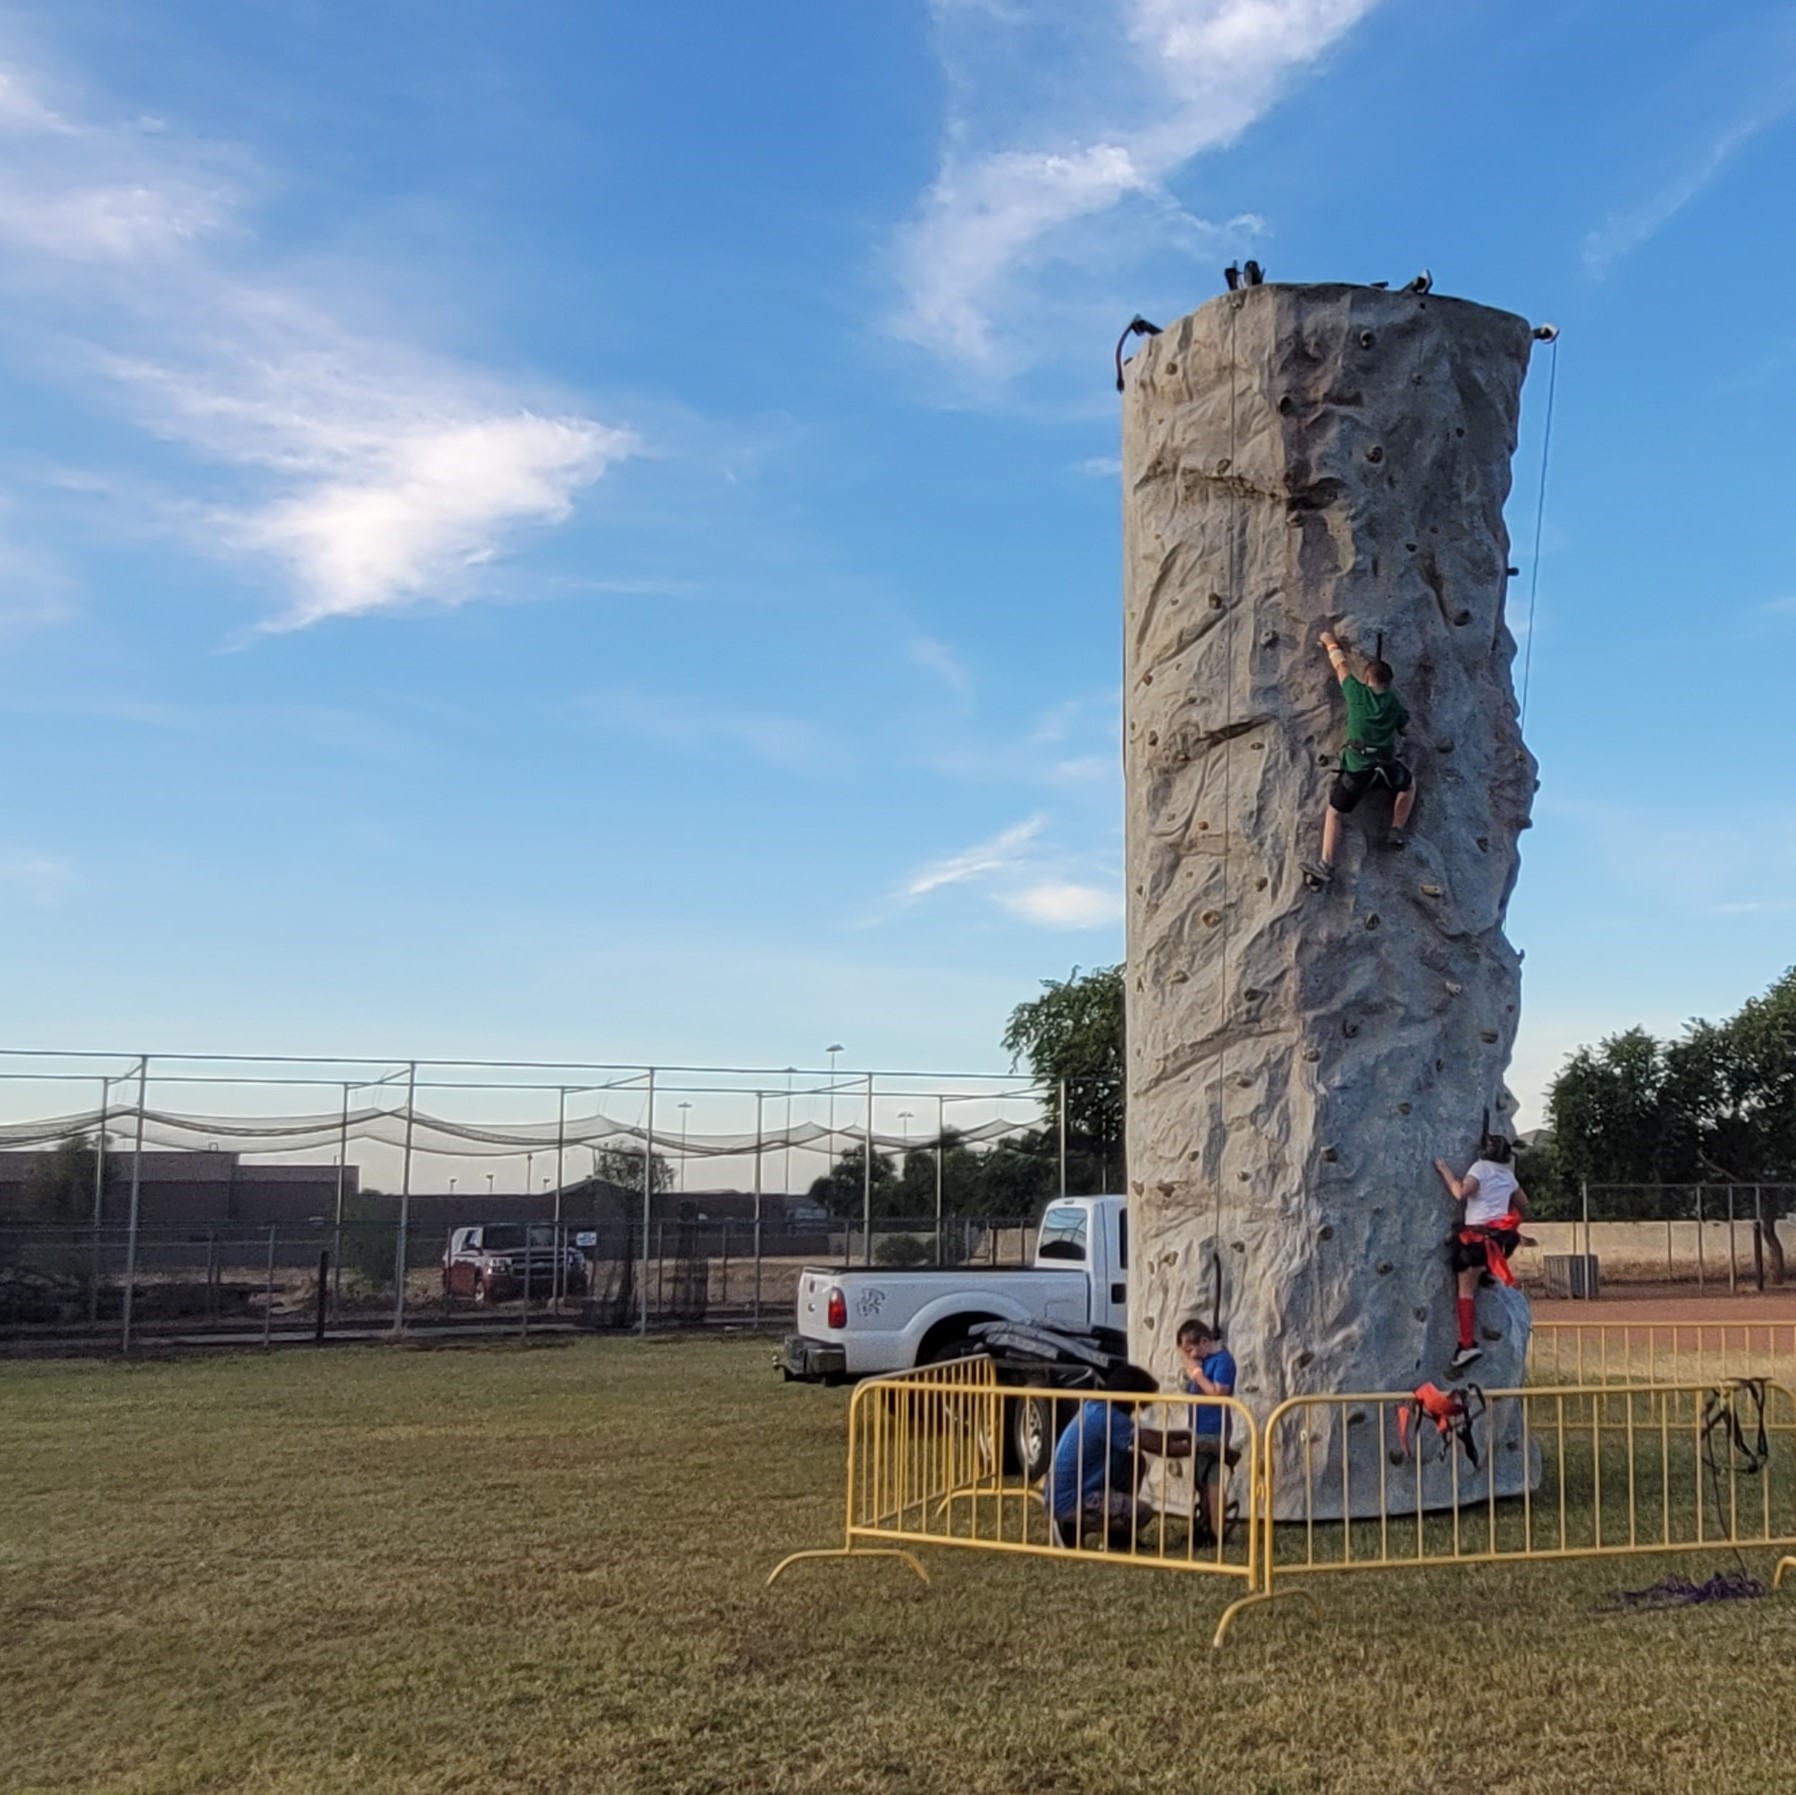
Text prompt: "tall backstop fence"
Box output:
[[0, 1050, 1124, 1350], [770, 1358, 1796, 1648]]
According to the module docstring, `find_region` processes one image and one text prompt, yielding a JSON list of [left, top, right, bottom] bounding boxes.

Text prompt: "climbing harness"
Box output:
[[1454, 1213, 1525, 1287], [1703, 1378, 1770, 1479], [1397, 1382, 1486, 1470], [1113, 315, 1162, 392]]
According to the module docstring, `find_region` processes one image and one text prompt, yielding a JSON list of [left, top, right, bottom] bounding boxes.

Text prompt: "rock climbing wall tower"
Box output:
[[1121, 282, 1540, 1515]]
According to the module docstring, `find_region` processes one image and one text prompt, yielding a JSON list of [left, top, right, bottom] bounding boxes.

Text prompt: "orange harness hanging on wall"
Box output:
[[1457, 1210, 1525, 1286]]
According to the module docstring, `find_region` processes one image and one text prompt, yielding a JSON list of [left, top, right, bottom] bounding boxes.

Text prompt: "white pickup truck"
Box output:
[[778, 1193, 1129, 1383]]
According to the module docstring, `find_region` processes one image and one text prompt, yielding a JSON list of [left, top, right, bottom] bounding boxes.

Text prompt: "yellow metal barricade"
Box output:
[[1530, 1322, 1796, 1392], [1250, 1379, 1796, 1633], [769, 1357, 1264, 1642]]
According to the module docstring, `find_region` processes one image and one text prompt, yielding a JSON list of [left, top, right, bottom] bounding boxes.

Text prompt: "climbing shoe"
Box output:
[[1300, 860, 1334, 890], [1449, 1344, 1483, 1373]]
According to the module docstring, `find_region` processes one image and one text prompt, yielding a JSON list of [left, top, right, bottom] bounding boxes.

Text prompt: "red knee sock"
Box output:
[[1456, 1297, 1476, 1349]]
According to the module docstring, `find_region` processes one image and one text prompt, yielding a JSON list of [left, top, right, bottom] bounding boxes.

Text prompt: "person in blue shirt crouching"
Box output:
[[1047, 1364, 1193, 1551], [1176, 1318, 1238, 1545]]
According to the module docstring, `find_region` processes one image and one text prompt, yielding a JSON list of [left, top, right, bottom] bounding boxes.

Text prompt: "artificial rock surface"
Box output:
[[1121, 283, 1540, 1516]]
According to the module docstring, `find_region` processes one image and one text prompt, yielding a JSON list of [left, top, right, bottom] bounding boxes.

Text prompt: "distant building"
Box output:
[[0, 1149, 357, 1230]]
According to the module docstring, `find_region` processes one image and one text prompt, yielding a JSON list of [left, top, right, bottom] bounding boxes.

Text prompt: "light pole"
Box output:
[[526, 1150, 534, 1203], [826, 1043, 844, 1174], [678, 1101, 692, 1192], [448, 1177, 457, 1195], [486, 1172, 495, 1196]]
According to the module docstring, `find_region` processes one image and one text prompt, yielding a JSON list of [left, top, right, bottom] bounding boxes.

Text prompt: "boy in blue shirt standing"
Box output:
[[1176, 1318, 1237, 1544], [1047, 1364, 1193, 1550]]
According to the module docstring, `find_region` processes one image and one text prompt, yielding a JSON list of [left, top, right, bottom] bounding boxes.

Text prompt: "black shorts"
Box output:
[[1329, 761, 1412, 812], [1451, 1228, 1520, 1274]]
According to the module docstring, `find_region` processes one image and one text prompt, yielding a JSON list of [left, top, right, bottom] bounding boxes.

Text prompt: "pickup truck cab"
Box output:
[[442, 1223, 588, 1305], [779, 1194, 1128, 1383]]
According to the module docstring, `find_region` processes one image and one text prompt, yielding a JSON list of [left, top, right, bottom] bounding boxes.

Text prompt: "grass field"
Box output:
[[5, 1338, 1796, 1795]]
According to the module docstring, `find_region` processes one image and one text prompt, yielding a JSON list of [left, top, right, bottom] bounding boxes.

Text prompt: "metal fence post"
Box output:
[[640, 1068, 655, 1337], [263, 1224, 277, 1350], [935, 1093, 945, 1267], [553, 1087, 567, 1311], [862, 1071, 874, 1269], [332, 1082, 349, 1318], [1058, 1079, 1067, 1197], [1693, 1184, 1704, 1290], [392, 1061, 416, 1334], [315, 1249, 329, 1343], [1727, 1184, 1737, 1293], [120, 1056, 148, 1354], [1755, 1185, 1766, 1292], [752, 1091, 764, 1326], [88, 1075, 109, 1327], [1579, 1178, 1591, 1282]]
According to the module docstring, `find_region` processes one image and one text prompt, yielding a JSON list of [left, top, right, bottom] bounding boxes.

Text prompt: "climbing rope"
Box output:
[[1518, 331, 1559, 729], [1210, 297, 1242, 1291]]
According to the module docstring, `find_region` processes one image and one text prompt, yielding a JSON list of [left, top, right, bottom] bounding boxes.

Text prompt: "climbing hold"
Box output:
[[1302, 1048, 1320, 1063], [1260, 629, 1279, 647], [1197, 819, 1209, 831], [1201, 909, 1221, 927], [1445, 980, 1464, 996], [1453, 609, 1472, 625], [1532, 323, 1559, 342], [1321, 1146, 1339, 1163], [1343, 1023, 1359, 1039], [1397, 1102, 1411, 1116], [1216, 456, 1231, 474], [1479, 1030, 1499, 1044], [1365, 444, 1384, 463], [1420, 883, 1443, 899], [1405, 541, 1417, 552], [1407, 269, 1433, 295], [1475, 836, 1489, 852], [1376, 1261, 1393, 1275], [1277, 393, 1294, 414], [1413, 1307, 1428, 1323], [1142, 670, 1153, 685], [1294, 1350, 1314, 1370], [1358, 330, 1376, 349], [1254, 875, 1268, 891], [1365, 913, 1381, 930], [1146, 730, 1158, 746], [1318, 1225, 1334, 1241], [1436, 739, 1455, 754], [1169, 969, 1189, 984], [1208, 591, 1225, 609], [1242, 987, 1263, 1002]]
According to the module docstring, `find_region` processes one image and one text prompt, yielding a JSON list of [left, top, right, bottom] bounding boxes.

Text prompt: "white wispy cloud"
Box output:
[[0, 850, 74, 907], [0, 49, 635, 630], [581, 686, 839, 774], [894, 0, 1382, 371], [902, 815, 1046, 898], [909, 635, 973, 697], [998, 879, 1124, 928], [1582, 110, 1776, 277]]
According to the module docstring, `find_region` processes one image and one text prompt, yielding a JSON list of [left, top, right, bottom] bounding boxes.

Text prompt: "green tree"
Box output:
[[894, 1128, 986, 1217], [1001, 964, 1125, 1192], [1545, 967, 1796, 1279], [17, 1136, 100, 1222], [809, 1143, 899, 1219], [592, 1147, 674, 1194]]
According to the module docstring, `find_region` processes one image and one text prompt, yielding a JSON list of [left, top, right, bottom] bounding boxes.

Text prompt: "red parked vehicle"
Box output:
[[441, 1224, 587, 1305]]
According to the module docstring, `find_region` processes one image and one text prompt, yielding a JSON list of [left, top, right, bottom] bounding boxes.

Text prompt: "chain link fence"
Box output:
[[0, 1050, 1105, 1351]]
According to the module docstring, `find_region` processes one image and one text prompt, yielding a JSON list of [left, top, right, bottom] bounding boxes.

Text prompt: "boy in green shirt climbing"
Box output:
[[1301, 629, 1416, 888]]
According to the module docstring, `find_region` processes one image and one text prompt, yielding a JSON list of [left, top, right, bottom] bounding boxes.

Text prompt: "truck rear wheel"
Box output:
[[1010, 1393, 1058, 1482]]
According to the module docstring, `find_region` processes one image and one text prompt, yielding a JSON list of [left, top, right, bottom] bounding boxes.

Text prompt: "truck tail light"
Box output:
[[826, 1287, 846, 1330]]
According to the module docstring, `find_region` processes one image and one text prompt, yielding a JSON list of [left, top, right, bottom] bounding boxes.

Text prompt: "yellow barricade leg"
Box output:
[[766, 1546, 930, 1588], [1774, 1556, 1796, 1591], [1211, 1584, 1320, 1648]]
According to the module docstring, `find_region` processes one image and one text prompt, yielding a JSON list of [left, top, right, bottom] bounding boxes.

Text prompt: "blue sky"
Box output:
[[1, 0, 1795, 1126]]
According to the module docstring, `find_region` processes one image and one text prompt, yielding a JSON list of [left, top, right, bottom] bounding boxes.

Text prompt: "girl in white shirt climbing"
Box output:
[[1432, 1135, 1531, 1372]]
